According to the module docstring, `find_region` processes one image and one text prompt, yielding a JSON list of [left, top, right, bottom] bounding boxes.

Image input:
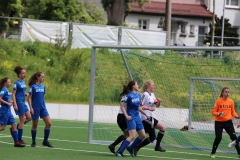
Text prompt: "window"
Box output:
[[157, 17, 165, 28], [181, 24, 186, 33], [226, 0, 239, 6], [190, 25, 195, 34], [138, 20, 149, 30]]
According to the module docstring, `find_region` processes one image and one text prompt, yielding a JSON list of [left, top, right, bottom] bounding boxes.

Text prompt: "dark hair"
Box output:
[[14, 66, 24, 77], [28, 72, 43, 86], [0, 77, 9, 90], [220, 87, 229, 98], [120, 80, 136, 96]]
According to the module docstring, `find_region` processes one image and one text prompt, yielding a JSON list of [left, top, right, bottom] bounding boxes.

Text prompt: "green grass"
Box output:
[[1, 39, 240, 107], [0, 119, 239, 160]]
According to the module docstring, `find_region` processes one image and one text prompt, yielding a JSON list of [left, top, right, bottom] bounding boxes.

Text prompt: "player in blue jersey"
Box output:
[[12, 66, 32, 144], [0, 77, 25, 147], [108, 84, 129, 156], [27, 72, 53, 148], [115, 80, 148, 157]]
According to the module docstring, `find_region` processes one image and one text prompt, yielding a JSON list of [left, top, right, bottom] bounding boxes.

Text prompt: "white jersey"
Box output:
[[140, 91, 156, 120], [118, 95, 127, 114]]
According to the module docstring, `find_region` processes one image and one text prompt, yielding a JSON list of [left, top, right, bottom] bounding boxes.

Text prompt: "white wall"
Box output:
[[10, 103, 189, 129], [126, 14, 211, 46], [208, 0, 240, 28]]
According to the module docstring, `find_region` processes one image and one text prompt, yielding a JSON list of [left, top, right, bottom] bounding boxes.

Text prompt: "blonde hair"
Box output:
[[140, 80, 154, 94]]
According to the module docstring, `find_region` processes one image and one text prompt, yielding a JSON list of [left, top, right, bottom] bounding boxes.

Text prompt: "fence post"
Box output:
[[118, 26, 122, 45]]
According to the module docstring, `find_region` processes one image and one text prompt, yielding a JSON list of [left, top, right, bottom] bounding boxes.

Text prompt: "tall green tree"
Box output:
[[205, 16, 239, 46], [22, 0, 106, 24], [0, 0, 23, 37], [101, 0, 150, 25]]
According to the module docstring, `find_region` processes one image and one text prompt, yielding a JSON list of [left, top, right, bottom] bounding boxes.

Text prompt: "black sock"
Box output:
[[111, 135, 125, 147], [211, 138, 221, 154], [155, 130, 165, 148], [137, 138, 150, 150]]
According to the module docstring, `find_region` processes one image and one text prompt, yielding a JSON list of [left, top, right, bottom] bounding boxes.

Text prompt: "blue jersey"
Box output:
[[123, 92, 141, 120], [29, 84, 46, 109], [13, 80, 26, 102], [0, 87, 11, 114]]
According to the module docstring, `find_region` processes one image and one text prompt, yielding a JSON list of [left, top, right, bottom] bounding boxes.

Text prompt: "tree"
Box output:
[[0, 0, 23, 37], [22, 0, 106, 24], [82, 0, 107, 24], [101, 0, 150, 25], [205, 16, 239, 46]]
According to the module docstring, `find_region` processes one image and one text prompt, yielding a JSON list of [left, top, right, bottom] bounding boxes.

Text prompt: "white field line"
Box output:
[[0, 140, 197, 160], [0, 134, 238, 160]]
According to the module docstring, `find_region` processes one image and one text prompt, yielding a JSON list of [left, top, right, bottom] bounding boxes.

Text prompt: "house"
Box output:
[[206, 0, 240, 45], [127, 0, 213, 46], [91, 0, 215, 46]]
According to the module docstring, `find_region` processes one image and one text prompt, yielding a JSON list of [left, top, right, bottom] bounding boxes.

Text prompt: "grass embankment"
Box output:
[[1, 39, 240, 115]]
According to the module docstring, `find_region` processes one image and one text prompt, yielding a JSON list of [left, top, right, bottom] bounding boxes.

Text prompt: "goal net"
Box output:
[[88, 45, 240, 153]]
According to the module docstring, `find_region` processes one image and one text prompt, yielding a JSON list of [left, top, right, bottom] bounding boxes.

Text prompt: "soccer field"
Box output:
[[0, 119, 239, 160]]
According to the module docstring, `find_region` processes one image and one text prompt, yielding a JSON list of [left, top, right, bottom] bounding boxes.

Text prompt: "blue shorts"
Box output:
[[126, 117, 144, 131], [0, 112, 16, 125], [31, 108, 49, 120], [15, 102, 29, 116]]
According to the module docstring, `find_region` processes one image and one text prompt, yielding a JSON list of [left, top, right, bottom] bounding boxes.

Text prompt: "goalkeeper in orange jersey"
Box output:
[[210, 87, 240, 158]]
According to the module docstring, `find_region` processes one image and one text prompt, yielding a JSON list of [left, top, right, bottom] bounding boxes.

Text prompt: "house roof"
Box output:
[[129, 1, 213, 18]]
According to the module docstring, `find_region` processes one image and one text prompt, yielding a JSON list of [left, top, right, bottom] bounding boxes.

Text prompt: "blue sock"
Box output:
[[31, 130, 37, 143], [118, 139, 130, 153], [44, 129, 50, 143], [129, 137, 142, 149], [12, 131, 18, 143], [236, 136, 240, 144], [18, 129, 23, 140]]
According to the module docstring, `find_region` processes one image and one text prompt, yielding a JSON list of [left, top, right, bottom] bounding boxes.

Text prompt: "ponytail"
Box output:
[[0, 77, 9, 90], [28, 72, 42, 86], [120, 83, 128, 96], [14, 66, 24, 77], [120, 80, 136, 96]]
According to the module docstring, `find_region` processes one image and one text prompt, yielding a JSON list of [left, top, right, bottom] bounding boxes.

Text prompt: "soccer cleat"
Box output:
[[14, 142, 25, 147], [42, 141, 54, 148], [108, 145, 115, 154], [115, 152, 122, 157], [228, 140, 236, 148], [133, 148, 139, 156], [210, 154, 215, 158], [155, 146, 166, 152], [31, 142, 36, 147], [19, 139, 26, 145], [120, 153, 125, 157], [127, 147, 136, 157]]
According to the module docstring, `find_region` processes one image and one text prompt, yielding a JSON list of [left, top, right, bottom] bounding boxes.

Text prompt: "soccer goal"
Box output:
[[88, 45, 240, 153]]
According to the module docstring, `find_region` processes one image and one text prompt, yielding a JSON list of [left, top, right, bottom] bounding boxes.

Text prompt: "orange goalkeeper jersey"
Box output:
[[212, 97, 238, 122]]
